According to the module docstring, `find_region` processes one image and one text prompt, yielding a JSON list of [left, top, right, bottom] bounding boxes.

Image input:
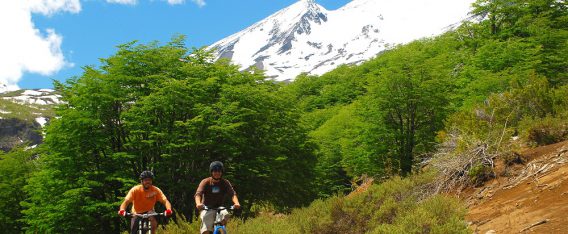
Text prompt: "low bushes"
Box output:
[[161, 172, 469, 233], [520, 114, 568, 146]]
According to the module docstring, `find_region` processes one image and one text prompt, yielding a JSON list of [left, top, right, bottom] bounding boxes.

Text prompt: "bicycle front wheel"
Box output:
[[140, 220, 150, 234], [214, 226, 227, 234]]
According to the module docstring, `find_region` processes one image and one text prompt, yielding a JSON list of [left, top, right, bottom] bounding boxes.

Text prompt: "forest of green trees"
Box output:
[[0, 0, 566, 233]]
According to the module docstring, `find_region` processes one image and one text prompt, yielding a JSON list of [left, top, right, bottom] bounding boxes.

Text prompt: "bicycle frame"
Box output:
[[203, 206, 234, 234], [126, 212, 164, 234]]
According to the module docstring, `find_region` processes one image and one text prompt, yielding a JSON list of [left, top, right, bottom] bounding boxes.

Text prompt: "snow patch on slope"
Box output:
[[2, 89, 62, 105], [35, 117, 47, 127]]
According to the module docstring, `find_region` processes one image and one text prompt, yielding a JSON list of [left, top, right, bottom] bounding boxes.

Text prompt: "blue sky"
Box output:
[[1, 0, 350, 90]]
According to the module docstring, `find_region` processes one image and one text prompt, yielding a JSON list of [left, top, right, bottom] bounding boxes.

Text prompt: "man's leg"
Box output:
[[199, 210, 216, 234], [130, 217, 139, 234], [219, 210, 231, 225]]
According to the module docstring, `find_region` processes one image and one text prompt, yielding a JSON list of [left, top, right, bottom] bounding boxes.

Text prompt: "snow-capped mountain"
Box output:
[[209, 0, 474, 81], [1, 89, 63, 106]]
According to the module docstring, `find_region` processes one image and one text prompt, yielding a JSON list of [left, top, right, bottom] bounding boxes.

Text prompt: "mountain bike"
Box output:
[[203, 206, 234, 234], [125, 211, 165, 234]]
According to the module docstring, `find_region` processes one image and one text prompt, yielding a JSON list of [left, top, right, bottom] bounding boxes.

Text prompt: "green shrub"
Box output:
[[370, 196, 468, 234], [161, 172, 468, 234], [468, 163, 494, 187], [230, 197, 338, 234], [158, 214, 201, 234], [520, 114, 568, 146]]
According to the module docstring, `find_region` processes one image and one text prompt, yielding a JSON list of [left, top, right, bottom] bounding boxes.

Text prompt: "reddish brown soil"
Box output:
[[466, 140, 568, 234]]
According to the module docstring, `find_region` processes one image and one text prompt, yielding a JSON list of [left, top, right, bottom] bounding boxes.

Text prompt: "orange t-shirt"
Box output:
[[125, 185, 167, 214]]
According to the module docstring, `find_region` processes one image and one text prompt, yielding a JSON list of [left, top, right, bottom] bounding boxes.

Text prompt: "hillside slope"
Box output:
[[467, 140, 568, 233], [0, 89, 60, 151]]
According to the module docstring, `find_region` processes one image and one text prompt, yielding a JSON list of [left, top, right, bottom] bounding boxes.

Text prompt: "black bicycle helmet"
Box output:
[[209, 161, 224, 172], [139, 170, 154, 180]]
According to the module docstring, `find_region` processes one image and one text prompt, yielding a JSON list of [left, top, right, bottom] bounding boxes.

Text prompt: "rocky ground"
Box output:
[[466, 140, 568, 233]]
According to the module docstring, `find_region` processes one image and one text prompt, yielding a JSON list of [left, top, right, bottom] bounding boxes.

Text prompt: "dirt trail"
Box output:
[[466, 140, 568, 234]]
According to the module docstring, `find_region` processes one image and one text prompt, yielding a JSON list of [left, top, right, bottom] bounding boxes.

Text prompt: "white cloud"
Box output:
[[26, 0, 81, 15], [191, 0, 206, 7], [107, 0, 138, 5], [166, 0, 185, 5], [0, 1, 78, 90], [163, 0, 205, 6], [0, 0, 205, 91]]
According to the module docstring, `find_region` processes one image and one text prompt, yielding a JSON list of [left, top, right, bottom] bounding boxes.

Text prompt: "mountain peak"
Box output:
[[208, 0, 474, 82], [281, 0, 327, 20], [209, 0, 383, 81], [297, 0, 318, 8]]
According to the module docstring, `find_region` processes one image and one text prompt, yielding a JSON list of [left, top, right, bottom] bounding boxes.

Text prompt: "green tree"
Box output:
[[471, 0, 568, 85], [22, 37, 316, 232], [364, 40, 456, 175], [0, 147, 37, 233], [309, 103, 374, 196]]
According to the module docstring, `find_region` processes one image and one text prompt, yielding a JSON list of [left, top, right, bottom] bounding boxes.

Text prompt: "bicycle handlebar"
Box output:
[[203, 206, 235, 211], [125, 212, 165, 218]]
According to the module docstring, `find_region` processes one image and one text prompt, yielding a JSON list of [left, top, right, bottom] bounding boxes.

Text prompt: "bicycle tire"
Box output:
[[144, 219, 151, 234]]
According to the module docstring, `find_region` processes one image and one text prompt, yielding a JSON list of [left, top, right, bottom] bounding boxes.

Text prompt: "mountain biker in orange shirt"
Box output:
[[195, 161, 241, 234], [118, 171, 173, 234]]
